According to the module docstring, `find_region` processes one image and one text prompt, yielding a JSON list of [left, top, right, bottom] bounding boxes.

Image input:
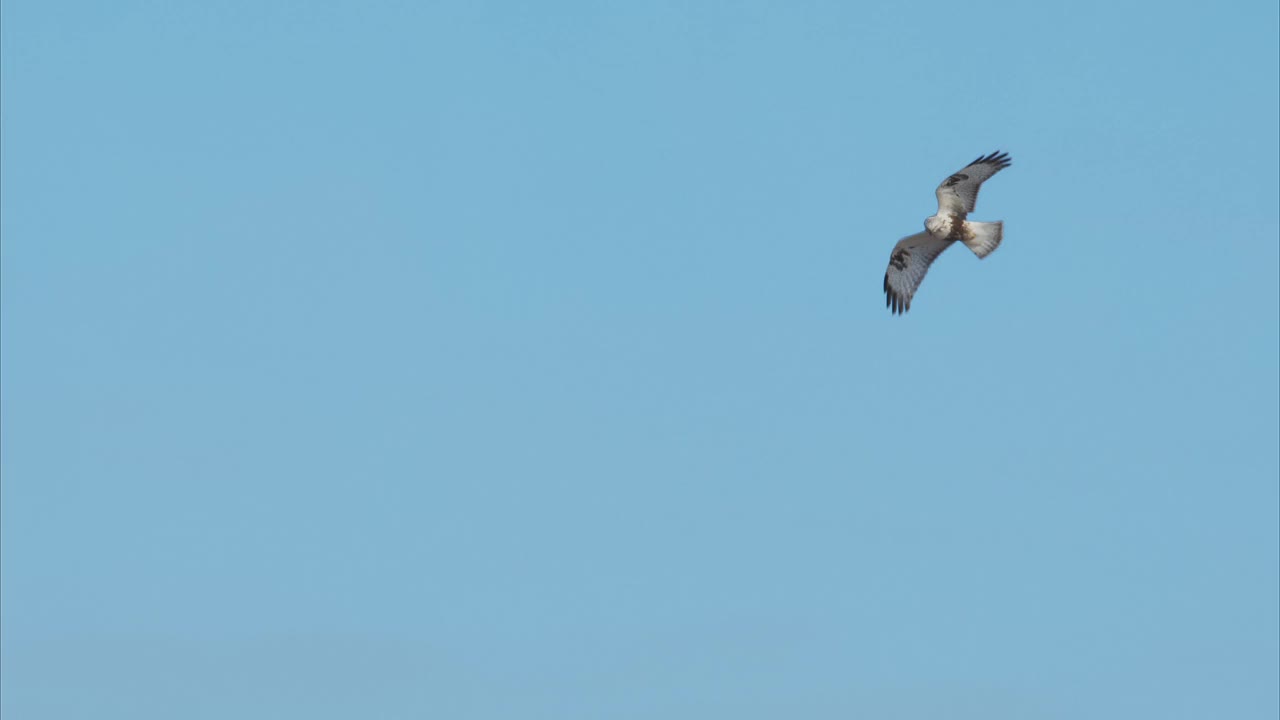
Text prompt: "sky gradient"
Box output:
[[3, 1, 1278, 718]]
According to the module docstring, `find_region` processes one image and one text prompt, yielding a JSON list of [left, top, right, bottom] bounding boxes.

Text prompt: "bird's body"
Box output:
[[923, 213, 959, 239], [883, 151, 1012, 314]]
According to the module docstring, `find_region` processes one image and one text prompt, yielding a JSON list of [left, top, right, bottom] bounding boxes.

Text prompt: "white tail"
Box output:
[[962, 221, 1003, 259]]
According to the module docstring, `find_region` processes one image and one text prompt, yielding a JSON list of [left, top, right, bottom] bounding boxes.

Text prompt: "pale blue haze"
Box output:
[[2, 1, 1277, 718]]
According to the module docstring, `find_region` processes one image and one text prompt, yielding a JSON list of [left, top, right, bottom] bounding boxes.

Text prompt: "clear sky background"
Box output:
[[2, 1, 1277, 718]]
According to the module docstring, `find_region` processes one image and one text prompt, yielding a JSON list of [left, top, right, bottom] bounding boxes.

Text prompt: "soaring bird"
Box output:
[[883, 151, 1012, 314]]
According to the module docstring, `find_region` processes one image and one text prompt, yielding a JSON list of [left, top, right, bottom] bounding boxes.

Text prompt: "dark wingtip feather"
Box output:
[[885, 287, 909, 315], [976, 150, 1013, 169]]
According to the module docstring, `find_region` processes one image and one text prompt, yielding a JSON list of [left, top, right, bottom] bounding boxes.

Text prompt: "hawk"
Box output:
[[883, 151, 1012, 314]]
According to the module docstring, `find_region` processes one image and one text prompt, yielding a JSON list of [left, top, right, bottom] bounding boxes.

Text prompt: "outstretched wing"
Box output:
[[934, 150, 1012, 216], [884, 231, 954, 315]]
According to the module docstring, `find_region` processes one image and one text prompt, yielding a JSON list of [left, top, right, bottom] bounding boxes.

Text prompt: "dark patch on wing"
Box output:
[[889, 248, 910, 271], [943, 173, 969, 187]]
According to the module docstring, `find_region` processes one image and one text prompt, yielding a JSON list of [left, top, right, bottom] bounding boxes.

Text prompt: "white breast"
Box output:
[[924, 215, 953, 237]]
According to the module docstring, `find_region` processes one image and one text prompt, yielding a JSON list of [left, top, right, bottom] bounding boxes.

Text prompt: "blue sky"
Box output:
[[2, 1, 1277, 718]]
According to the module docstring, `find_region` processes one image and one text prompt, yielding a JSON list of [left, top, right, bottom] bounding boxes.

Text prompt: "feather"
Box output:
[[934, 150, 1012, 217], [882, 232, 954, 315]]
